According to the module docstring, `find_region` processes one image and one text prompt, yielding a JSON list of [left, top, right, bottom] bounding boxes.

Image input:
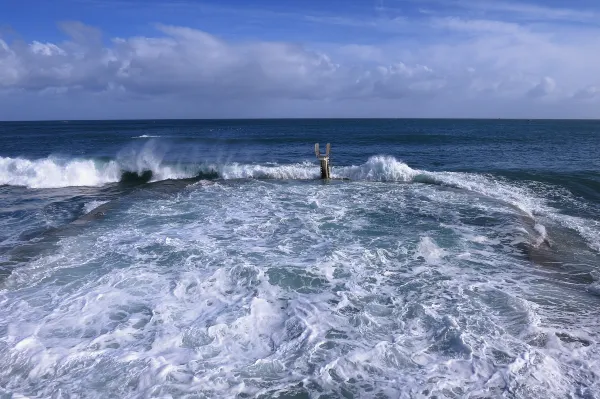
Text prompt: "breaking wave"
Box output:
[[0, 156, 122, 189], [0, 155, 441, 190], [0, 153, 597, 252], [0, 149, 199, 189]]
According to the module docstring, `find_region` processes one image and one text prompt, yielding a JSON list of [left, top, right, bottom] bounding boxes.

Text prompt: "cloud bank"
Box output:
[[1, 15, 599, 119]]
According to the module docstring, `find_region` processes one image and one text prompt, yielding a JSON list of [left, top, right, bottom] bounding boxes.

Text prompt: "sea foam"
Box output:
[[0, 156, 121, 189]]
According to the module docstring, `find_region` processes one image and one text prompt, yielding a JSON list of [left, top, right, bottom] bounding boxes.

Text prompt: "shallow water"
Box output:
[[0, 119, 599, 398]]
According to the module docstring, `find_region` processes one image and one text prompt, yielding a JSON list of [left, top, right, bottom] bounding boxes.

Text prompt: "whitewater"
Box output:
[[0, 119, 599, 398]]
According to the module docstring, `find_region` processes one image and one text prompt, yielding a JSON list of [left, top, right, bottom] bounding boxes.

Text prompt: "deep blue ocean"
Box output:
[[0, 119, 599, 398]]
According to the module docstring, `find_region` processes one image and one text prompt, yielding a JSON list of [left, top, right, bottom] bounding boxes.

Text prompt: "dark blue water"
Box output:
[[2, 119, 600, 171], [0, 120, 599, 398]]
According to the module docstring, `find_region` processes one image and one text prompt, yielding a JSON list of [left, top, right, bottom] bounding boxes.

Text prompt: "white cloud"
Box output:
[[337, 45, 386, 63], [573, 86, 598, 100], [109, 25, 342, 100], [0, 20, 599, 119], [29, 42, 66, 56], [0, 23, 443, 101], [431, 17, 524, 35], [527, 76, 556, 98]]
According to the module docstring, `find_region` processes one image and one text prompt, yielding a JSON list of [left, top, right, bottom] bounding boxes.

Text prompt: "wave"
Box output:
[[1, 153, 597, 251], [0, 156, 122, 189], [0, 157, 321, 189], [133, 135, 161, 138], [0, 154, 582, 213], [0, 153, 198, 189], [194, 156, 417, 182], [209, 156, 543, 217], [0, 154, 583, 213]]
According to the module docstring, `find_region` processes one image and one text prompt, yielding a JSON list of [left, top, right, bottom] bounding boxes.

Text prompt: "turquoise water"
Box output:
[[0, 119, 599, 398]]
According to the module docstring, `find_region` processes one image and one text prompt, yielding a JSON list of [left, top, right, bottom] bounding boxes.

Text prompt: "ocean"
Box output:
[[0, 119, 599, 398]]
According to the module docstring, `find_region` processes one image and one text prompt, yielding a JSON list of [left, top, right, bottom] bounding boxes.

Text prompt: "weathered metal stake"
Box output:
[[315, 143, 331, 179]]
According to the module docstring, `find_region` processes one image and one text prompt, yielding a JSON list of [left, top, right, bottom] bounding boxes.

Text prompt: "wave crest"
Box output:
[[0, 155, 423, 189], [1, 153, 597, 252], [216, 162, 320, 180], [0, 143, 200, 189], [0, 156, 121, 189], [334, 155, 419, 182]]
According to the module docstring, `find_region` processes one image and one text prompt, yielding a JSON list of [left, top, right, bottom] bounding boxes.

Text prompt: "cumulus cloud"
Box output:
[[0, 23, 446, 101], [110, 25, 341, 100], [573, 86, 598, 100], [29, 42, 66, 56], [0, 18, 599, 119], [527, 77, 556, 98]]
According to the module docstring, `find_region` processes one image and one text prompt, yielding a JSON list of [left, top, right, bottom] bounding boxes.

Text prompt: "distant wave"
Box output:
[[133, 135, 161, 138]]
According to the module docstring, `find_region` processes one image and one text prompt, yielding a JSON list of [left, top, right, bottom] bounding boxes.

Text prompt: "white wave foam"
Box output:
[[550, 214, 600, 253], [216, 162, 320, 180], [418, 170, 599, 252], [4, 176, 598, 397], [336, 156, 598, 252], [423, 171, 543, 218], [0, 143, 198, 188], [334, 155, 419, 182], [1, 152, 598, 252], [0, 156, 121, 189], [133, 135, 161, 138], [193, 156, 417, 182], [416, 236, 446, 264], [83, 200, 109, 214], [0, 154, 419, 189]]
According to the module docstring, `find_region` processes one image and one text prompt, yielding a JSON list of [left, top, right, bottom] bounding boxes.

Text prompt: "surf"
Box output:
[[1, 151, 598, 255]]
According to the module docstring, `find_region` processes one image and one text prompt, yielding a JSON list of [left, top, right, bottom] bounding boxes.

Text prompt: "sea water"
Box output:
[[0, 119, 599, 398]]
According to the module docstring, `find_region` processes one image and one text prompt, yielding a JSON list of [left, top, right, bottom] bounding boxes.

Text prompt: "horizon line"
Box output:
[[2, 117, 600, 123]]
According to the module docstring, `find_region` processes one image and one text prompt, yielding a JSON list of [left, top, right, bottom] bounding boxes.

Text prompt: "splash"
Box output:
[[333, 155, 419, 182], [0, 143, 197, 189], [0, 156, 121, 189]]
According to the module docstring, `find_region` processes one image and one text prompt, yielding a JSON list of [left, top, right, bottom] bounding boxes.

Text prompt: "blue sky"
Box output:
[[1, 0, 600, 119]]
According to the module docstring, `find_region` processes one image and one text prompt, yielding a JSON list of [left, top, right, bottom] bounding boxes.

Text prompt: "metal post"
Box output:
[[315, 143, 331, 179]]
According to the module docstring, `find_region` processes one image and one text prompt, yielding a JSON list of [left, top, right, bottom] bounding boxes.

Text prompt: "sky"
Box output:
[[1, 0, 600, 120]]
